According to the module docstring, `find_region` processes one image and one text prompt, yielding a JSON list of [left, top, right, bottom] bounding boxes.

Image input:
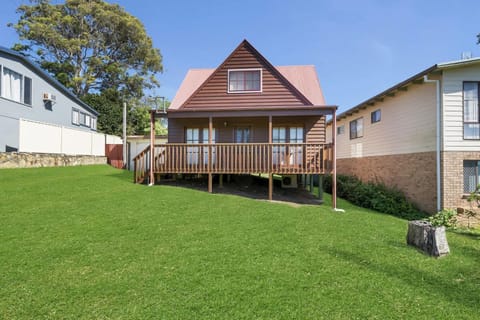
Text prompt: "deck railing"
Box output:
[[134, 143, 333, 183]]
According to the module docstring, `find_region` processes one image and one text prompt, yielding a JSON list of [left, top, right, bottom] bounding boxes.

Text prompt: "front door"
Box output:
[[235, 127, 250, 143], [186, 128, 199, 165]]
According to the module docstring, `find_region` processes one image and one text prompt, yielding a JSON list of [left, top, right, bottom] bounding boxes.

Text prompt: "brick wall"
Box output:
[[336, 152, 437, 213], [442, 151, 480, 209]]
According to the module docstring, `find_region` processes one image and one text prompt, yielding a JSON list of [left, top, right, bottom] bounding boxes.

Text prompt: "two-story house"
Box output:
[[0, 46, 99, 154], [327, 57, 480, 214], [134, 40, 338, 207]]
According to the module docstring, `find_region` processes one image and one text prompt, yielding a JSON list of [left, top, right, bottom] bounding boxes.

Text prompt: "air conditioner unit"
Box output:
[[43, 93, 56, 101], [281, 175, 298, 188]]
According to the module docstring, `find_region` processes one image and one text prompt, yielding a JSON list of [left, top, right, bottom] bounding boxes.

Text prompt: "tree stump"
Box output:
[[406, 220, 450, 257]]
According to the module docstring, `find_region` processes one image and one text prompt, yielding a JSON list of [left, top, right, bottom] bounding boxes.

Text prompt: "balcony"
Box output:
[[134, 142, 333, 184]]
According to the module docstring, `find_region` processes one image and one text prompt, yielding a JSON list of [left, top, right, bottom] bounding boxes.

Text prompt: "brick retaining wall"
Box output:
[[337, 152, 437, 213], [0, 152, 107, 169]]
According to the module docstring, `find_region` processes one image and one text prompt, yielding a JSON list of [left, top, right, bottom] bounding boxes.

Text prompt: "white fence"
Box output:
[[19, 118, 121, 156]]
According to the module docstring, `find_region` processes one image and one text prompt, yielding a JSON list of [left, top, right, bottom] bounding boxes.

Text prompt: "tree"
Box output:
[[10, 0, 162, 99]]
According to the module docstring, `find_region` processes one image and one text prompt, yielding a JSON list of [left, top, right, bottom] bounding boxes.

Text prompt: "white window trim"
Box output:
[[72, 108, 80, 125], [0, 65, 32, 106], [227, 68, 262, 93]]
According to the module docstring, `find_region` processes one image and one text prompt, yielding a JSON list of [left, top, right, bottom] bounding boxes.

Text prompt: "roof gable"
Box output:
[[178, 40, 313, 110]]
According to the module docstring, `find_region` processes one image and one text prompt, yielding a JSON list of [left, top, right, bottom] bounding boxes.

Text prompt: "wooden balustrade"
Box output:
[[134, 143, 333, 183]]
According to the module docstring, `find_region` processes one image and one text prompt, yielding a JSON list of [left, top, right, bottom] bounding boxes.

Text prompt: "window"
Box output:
[[91, 117, 97, 130], [186, 128, 200, 165], [72, 109, 79, 125], [202, 128, 216, 165], [350, 117, 364, 139], [235, 127, 250, 143], [228, 69, 261, 93], [272, 127, 286, 166], [2, 67, 22, 103], [464, 160, 480, 193], [85, 114, 91, 127], [0, 66, 32, 105], [371, 109, 381, 123], [337, 125, 345, 135], [463, 82, 480, 139], [289, 127, 304, 166], [185, 128, 216, 165], [23, 77, 32, 105], [272, 126, 303, 166], [79, 112, 86, 126]]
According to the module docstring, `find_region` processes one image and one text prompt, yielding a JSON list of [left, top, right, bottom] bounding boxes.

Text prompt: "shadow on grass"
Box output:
[[158, 175, 324, 206], [323, 246, 480, 310], [451, 229, 480, 241]]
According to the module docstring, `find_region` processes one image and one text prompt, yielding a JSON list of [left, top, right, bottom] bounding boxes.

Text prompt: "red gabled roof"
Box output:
[[169, 40, 326, 110]]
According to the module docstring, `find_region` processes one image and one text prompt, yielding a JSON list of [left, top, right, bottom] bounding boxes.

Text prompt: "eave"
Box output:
[[166, 105, 337, 119]]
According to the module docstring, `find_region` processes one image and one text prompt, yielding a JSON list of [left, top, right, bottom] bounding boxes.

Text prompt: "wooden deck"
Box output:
[[134, 142, 333, 184]]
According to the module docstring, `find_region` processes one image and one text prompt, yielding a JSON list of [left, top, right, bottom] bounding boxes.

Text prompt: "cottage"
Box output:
[[327, 57, 480, 214], [135, 40, 338, 206]]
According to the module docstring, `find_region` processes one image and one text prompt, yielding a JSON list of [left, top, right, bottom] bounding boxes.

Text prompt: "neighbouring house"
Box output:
[[327, 57, 480, 214], [134, 40, 338, 206], [0, 46, 101, 155]]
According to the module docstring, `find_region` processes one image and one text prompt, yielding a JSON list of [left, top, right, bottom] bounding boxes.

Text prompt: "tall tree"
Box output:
[[10, 0, 162, 99]]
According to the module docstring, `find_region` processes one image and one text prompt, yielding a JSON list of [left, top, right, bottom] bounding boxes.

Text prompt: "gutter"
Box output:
[[423, 75, 441, 212]]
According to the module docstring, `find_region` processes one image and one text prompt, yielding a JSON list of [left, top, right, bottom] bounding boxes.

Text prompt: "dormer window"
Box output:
[[228, 69, 262, 93]]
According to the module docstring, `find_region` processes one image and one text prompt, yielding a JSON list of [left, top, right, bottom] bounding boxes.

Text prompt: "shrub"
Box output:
[[323, 174, 425, 220], [428, 209, 457, 228]]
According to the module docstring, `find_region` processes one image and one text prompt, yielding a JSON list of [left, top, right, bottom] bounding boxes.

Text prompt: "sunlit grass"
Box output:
[[0, 165, 478, 319]]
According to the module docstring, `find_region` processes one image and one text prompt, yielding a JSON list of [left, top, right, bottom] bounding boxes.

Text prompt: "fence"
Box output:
[[18, 118, 121, 157]]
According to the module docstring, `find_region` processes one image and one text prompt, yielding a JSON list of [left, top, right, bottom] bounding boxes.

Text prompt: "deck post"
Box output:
[[219, 174, 224, 188], [318, 174, 324, 203], [332, 108, 337, 209], [208, 116, 213, 193], [268, 115, 273, 201], [268, 173, 273, 201], [149, 110, 155, 185]]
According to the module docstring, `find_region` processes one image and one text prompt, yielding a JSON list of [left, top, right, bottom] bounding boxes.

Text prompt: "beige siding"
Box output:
[[327, 82, 437, 159], [443, 65, 480, 151]]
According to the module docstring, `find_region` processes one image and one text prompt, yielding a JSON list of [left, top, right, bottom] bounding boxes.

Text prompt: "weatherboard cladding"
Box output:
[[167, 115, 326, 144], [180, 41, 310, 109]]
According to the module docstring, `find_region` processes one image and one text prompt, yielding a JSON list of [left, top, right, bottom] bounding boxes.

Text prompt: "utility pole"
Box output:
[[123, 101, 127, 169]]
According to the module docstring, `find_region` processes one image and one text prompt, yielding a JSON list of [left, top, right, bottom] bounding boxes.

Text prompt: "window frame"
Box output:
[[371, 109, 381, 124], [23, 76, 32, 106], [72, 108, 80, 125], [463, 81, 480, 140], [1, 65, 32, 105], [337, 125, 345, 135], [227, 68, 262, 93], [91, 117, 97, 130], [235, 127, 251, 143], [349, 117, 364, 140], [463, 160, 480, 193]]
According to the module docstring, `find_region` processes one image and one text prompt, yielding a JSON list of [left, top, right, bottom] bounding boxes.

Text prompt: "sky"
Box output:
[[1, 0, 480, 113]]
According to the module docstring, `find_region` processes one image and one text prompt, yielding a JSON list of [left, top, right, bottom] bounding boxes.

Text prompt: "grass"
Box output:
[[0, 165, 479, 319]]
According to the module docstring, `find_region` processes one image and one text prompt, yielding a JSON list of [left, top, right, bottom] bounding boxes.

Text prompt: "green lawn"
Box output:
[[0, 165, 478, 319]]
